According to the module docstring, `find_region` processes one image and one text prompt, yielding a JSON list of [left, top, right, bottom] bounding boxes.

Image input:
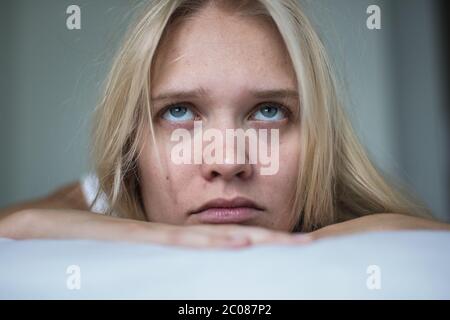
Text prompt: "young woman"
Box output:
[[1, 0, 448, 248]]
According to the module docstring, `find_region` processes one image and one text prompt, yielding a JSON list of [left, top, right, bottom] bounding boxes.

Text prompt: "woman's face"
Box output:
[[137, 5, 301, 231]]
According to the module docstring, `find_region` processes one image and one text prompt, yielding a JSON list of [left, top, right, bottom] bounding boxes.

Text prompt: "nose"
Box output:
[[200, 137, 253, 181], [201, 158, 253, 181]]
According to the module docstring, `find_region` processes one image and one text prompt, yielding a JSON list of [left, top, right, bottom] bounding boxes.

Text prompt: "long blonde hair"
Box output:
[[92, 0, 429, 232]]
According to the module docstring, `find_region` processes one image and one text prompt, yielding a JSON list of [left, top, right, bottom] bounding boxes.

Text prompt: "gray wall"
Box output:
[[1, 0, 448, 221], [391, 0, 449, 221], [0, 0, 136, 205]]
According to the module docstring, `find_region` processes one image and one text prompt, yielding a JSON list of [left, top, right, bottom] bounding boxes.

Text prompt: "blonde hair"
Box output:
[[92, 0, 430, 231]]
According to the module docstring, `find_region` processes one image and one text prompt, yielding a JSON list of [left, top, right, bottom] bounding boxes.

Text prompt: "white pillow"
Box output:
[[0, 230, 449, 299]]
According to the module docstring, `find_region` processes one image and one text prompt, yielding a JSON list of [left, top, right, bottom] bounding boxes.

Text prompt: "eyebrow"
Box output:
[[150, 87, 299, 102]]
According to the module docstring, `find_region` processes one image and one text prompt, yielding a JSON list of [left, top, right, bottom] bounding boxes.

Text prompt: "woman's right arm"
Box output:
[[0, 182, 88, 215], [0, 183, 310, 248]]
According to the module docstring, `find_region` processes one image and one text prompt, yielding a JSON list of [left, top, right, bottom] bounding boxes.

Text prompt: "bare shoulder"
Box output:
[[0, 182, 89, 215]]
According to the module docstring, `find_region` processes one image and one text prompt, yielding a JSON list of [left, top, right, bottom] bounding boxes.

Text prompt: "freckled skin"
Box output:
[[138, 4, 301, 231]]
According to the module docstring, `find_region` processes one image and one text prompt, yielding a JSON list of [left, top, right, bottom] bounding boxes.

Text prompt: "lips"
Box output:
[[190, 197, 264, 224]]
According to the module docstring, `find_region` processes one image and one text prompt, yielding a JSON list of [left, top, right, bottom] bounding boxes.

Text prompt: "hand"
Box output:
[[0, 209, 312, 249], [307, 213, 450, 241]]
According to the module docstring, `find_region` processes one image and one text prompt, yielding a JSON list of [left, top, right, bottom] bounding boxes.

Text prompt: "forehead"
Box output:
[[151, 6, 297, 93]]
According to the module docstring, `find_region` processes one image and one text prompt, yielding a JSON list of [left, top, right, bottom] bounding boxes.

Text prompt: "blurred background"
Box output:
[[0, 0, 448, 221]]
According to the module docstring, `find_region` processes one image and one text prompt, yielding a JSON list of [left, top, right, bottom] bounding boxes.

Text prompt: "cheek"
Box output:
[[262, 144, 299, 197], [267, 124, 300, 175], [279, 133, 301, 181], [257, 130, 300, 222], [137, 134, 198, 223]]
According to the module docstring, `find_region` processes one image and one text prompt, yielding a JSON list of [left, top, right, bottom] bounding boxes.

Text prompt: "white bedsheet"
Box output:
[[0, 231, 449, 299]]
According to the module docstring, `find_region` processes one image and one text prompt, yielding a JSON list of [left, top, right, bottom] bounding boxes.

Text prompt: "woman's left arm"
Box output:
[[309, 213, 450, 241]]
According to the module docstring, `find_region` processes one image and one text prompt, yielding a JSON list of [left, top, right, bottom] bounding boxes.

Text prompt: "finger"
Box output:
[[147, 228, 252, 249], [215, 225, 313, 245], [198, 224, 281, 240], [225, 226, 295, 244]]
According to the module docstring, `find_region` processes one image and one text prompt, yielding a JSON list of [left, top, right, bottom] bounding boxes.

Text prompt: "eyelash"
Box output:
[[157, 101, 293, 122], [248, 102, 292, 121]]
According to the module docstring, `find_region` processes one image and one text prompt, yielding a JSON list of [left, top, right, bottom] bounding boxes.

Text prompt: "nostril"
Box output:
[[202, 162, 253, 181], [211, 171, 220, 178], [237, 170, 247, 178]]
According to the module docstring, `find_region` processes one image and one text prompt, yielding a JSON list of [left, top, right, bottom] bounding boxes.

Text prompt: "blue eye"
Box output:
[[251, 104, 287, 121], [161, 104, 196, 122]]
